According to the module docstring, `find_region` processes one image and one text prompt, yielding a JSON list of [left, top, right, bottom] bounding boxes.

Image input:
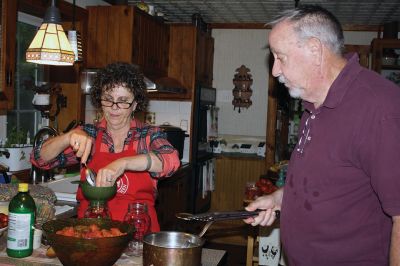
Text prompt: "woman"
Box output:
[[31, 62, 180, 232]]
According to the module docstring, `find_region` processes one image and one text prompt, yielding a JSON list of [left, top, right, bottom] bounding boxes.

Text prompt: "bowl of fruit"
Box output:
[[42, 218, 135, 266]]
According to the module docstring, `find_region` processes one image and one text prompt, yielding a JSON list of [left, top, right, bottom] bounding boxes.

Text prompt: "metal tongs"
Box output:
[[176, 209, 280, 222]]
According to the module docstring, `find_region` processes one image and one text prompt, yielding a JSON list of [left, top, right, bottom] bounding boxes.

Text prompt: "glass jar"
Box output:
[[84, 201, 111, 219], [123, 202, 151, 257], [245, 181, 260, 201]]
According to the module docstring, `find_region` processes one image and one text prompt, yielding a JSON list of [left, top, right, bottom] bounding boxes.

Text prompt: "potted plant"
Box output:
[[0, 127, 32, 172]]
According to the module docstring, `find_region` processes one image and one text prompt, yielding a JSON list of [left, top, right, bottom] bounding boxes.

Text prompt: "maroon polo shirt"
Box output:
[[281, 53, 400, 265]]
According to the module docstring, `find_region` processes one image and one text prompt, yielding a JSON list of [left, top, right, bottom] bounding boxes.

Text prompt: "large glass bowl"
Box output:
[[42, 218, 134, 266]]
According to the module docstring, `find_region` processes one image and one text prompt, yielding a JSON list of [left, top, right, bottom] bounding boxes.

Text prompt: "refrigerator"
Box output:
[[190, 85, 218, 214]]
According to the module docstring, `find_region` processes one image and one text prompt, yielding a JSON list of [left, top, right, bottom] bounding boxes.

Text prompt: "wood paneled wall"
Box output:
[[211, 156, 266, 212]]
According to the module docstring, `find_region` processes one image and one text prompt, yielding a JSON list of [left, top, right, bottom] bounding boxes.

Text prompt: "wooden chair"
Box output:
[[246, 234, 260, 266], [246, 224, 286, 266]]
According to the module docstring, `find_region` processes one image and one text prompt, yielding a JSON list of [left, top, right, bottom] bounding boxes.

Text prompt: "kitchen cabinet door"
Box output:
[[196, 30, 214, 87], [164, 25, 214, 100], [132, 9, 169, 79], [87, 6, 134, 68], [86, 6, 169, 80], [156, 166, 191, 231], [166, 25, 197, 100], [0, 0, 17, 111]]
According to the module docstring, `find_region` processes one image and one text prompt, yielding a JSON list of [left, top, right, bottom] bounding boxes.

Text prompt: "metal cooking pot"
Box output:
[[143, 231, 205, 266], [158, 124, 187, 160]]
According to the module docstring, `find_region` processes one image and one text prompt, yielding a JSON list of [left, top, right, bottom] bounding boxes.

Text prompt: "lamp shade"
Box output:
[[26, 0, 74, 66], [26, 23, 75, 65]]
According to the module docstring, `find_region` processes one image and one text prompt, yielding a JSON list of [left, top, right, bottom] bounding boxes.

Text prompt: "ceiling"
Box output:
[[102, 0, 400, 27]]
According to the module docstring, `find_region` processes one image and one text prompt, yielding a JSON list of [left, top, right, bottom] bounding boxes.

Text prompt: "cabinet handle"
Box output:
[[6, 69, 12, 87]]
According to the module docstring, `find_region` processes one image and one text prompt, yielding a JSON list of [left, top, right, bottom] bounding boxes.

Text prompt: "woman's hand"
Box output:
[[39, 127, 92, 163], [68, 128, 92, 164], [96, 159, 127, 187], [244, 188, 283, 227]]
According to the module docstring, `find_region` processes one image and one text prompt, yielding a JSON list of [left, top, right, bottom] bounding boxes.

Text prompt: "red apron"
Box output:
[[76, 130, 160, 232]]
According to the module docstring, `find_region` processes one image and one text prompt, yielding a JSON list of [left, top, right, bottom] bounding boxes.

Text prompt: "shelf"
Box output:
[[381, 64, 400, 70]]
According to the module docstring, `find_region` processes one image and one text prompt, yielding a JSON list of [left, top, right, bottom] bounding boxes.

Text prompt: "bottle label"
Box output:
[[7, 212, 34, 250]]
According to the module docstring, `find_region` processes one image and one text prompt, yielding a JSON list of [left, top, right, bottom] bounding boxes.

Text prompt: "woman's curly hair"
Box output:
[[90, 62, 149, 111]]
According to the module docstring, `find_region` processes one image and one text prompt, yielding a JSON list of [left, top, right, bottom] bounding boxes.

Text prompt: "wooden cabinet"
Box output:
[[86, 5, 169, 79], [0, 0, 17, 112], [211, 156, 265, 212], [132, 10, 169, 79], [195, 30, 214, 87], [155, 165, 191, 230], [371, 38, 400, 76], [159, 24, 214, 100], [87, 7, 214, 101]]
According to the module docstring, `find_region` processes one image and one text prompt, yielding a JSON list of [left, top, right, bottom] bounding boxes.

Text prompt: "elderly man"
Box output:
[[245, 5, 400, 265]]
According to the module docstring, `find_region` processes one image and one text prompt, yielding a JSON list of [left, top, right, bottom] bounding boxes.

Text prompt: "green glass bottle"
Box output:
[[7, 183, 36, 258]]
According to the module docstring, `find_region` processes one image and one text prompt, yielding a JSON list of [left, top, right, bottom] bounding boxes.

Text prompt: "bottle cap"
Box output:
[[18, 183, 29, 192]]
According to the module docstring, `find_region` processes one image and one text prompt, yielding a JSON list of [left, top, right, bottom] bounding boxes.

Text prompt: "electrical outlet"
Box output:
[[145, 112, 156, 125]]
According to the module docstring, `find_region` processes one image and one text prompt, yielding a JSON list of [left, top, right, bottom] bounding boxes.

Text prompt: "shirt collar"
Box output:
[[303, 53, 363, 112]]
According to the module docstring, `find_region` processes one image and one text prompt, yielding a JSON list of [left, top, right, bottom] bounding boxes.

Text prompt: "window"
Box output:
[[6, 12, 47, 141]]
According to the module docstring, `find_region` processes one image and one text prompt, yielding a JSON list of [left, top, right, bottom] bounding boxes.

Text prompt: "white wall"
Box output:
[[147, 100, 192, 163], [344, 31, 378, 44], [212, 29, 269, 138]]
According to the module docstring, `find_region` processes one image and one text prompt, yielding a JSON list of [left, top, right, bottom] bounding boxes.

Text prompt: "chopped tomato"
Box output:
[[56, 224, 127, 239]]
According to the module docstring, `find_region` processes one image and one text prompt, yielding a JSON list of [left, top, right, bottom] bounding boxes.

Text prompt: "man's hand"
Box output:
[[244, 188, 283, 226]]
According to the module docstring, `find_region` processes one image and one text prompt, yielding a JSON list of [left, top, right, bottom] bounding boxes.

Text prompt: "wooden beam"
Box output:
[[18, 0, 88, 22]]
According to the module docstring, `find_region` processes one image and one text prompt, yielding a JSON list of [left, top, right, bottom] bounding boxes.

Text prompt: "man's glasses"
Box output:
[[101, 99, 135, 109]]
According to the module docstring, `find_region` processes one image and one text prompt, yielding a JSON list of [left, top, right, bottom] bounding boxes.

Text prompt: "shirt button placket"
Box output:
[[308, 113, 316, 141]]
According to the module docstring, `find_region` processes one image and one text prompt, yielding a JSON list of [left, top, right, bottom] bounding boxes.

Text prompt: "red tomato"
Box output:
[[0, 222, 7, 228], [89, 224, 100, 232], [110, 228, 124, 236], [0, 213, 8, 223]]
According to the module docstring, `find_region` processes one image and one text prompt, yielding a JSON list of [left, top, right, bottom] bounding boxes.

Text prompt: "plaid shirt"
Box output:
[[31, 118, 180, 178]]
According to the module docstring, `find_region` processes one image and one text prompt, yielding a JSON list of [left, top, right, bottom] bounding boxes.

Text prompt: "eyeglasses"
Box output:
[[296, 114, 311, 154], [101, 99, 135, 109]]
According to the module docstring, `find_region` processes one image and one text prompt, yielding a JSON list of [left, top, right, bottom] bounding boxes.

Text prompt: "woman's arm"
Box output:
[[31, 127, 93, 168]]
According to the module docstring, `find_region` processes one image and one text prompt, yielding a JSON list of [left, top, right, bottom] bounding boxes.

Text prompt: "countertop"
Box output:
[[0, 240, 226, 266]]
